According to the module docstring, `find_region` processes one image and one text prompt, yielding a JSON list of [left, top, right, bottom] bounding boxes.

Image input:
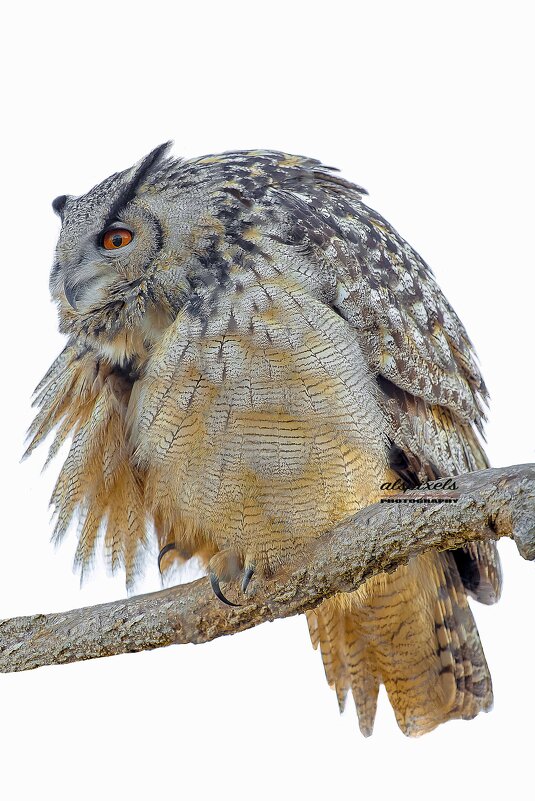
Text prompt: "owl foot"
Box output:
[[157, 541, 197, 575], [209, 571, 240, 607], [208, 550, 256, 607]]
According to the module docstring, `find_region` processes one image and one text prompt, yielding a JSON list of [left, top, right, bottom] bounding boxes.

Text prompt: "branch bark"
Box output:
[[1, 464, 534, 674]]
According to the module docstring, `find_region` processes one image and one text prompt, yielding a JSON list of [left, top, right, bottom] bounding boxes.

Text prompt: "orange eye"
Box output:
[[102, 228, 133, 250]]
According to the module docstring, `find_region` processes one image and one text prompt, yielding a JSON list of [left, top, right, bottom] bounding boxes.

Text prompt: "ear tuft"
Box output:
[[52, 194, 69, 218], [103, 142, 174, 225], [133, 141, 174, 188]]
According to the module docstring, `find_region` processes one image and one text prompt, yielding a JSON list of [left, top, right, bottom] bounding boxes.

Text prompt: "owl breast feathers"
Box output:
[[28, 143, 501, 736]]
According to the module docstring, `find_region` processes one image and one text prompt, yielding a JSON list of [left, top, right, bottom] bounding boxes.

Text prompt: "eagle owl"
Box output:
[[27, 143, 502, 737]]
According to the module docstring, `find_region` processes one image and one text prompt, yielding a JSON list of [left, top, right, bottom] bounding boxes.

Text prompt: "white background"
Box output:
[[1, 2, 534, 799]]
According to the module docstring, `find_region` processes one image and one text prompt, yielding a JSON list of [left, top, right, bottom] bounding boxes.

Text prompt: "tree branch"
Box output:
[[1, 464, 534, 674]]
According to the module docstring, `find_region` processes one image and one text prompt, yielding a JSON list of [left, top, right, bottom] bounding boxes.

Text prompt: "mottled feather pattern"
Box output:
[[31, 144, 501, 734], [268, 169, 488, 427]]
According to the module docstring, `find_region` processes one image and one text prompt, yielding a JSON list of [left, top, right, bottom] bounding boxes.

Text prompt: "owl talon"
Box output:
[[158, 542, 177, 573], [209, 571, 240, 607], [242, 565, 255, 593]]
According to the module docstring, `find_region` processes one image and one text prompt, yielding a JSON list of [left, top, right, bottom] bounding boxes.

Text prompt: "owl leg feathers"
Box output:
[[308, 550, 492, 736]]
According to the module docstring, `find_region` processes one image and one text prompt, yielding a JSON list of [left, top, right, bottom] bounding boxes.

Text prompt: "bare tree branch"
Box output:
[[1, 464, 533, 674]]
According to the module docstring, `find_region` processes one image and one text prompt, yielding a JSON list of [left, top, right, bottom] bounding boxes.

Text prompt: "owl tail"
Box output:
[[306, 550, 493, 737]]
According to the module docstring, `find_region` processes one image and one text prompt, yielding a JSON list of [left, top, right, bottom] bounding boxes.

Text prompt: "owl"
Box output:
[[27, 143, 502, 737]]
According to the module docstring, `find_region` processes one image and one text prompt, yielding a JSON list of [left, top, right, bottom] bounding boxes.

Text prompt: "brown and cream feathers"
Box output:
[[28, 143, 501, 735]]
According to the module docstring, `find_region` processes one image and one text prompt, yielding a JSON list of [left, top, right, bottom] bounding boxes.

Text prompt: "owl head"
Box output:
[[48, 142, 360, 367], [49, 141, 200, 364]]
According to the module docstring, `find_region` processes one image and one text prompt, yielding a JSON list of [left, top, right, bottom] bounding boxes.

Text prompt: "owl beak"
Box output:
[[63, 281, 79, 311]]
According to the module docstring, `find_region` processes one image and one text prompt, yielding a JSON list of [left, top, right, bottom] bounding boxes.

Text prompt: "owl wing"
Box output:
[[273, 164, 501, 603], [377, 376, 501, 603]]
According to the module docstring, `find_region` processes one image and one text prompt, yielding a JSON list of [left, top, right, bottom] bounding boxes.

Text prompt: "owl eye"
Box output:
[[101, 228, 133, 250]]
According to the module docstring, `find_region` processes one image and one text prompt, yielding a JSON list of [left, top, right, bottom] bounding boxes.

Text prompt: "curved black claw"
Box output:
[[158, 542, 177, 574], [209, 571, 240, 607], [242, 565, 255, 594]]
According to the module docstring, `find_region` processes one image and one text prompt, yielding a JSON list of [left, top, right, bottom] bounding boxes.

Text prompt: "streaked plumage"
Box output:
[[28, 143, 501, 735]]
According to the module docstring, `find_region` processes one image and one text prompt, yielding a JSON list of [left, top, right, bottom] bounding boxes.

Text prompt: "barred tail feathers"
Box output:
[[307, 551, 492, 736]]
